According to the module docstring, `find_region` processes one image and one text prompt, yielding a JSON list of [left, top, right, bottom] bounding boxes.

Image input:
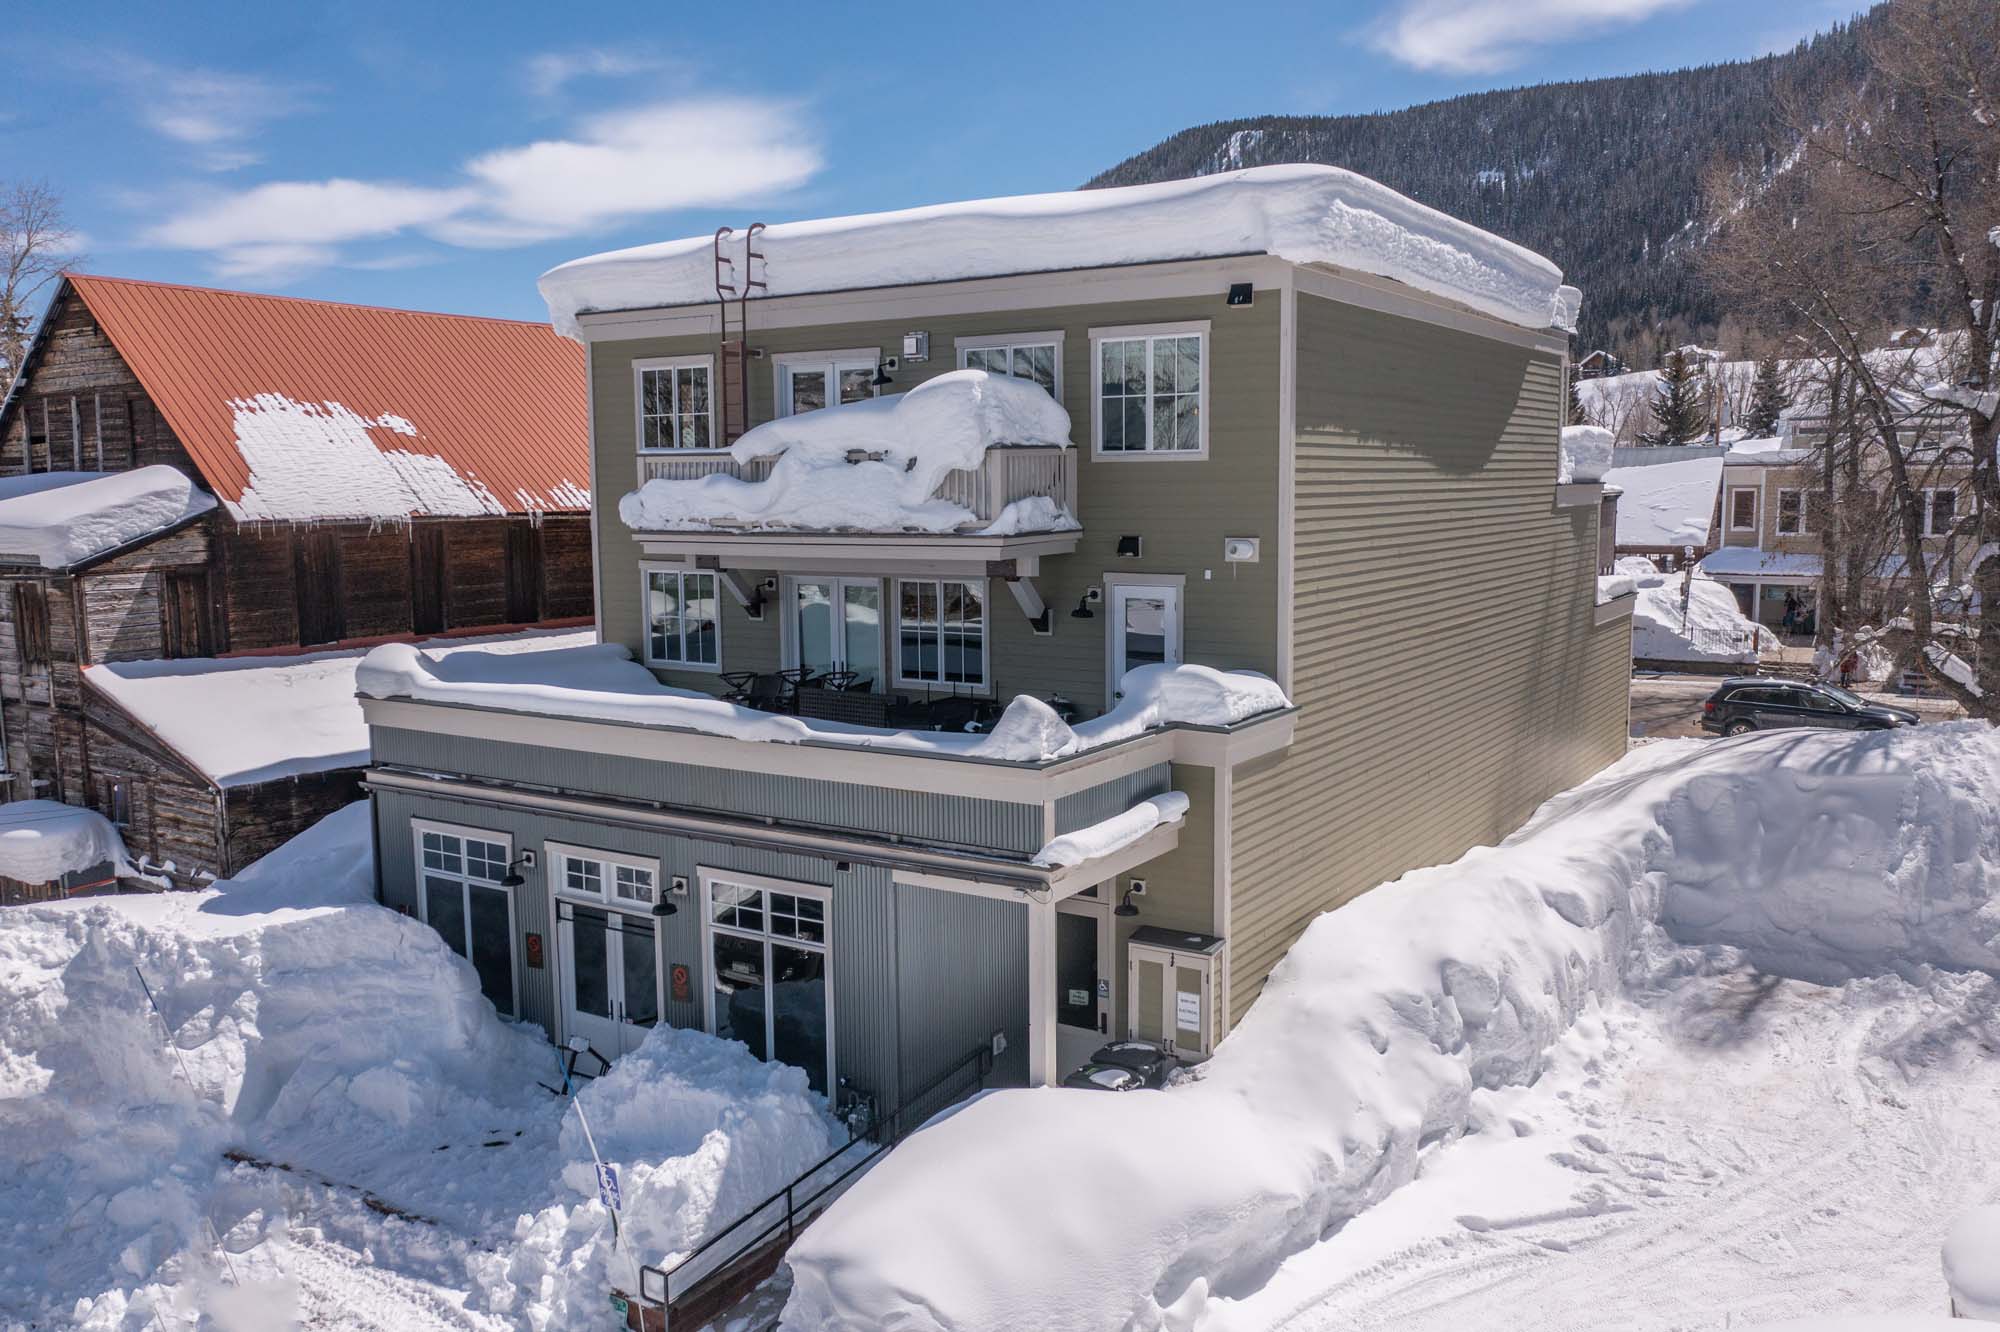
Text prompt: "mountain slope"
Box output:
[[1088, 13, 1876, 361]]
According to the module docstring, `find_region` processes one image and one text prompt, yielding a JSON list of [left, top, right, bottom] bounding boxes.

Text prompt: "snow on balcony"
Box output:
[[619, 369, 1078, 536]]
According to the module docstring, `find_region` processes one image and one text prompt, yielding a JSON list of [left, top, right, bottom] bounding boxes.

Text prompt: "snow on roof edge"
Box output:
[[540, 165, 1579, 339]]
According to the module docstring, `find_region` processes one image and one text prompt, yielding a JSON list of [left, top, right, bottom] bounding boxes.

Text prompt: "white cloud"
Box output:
[[141, 97, 820, 277], [523, 48, 679, 98], [1368, 0, 1696, 74], [101, 57, 310, 170]]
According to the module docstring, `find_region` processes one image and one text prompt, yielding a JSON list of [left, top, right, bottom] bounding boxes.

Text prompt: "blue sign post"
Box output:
[[596, 1162, 622, 1212]]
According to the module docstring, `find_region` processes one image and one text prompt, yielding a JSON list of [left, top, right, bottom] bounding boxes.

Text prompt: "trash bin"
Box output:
[[1060, 1041, 1179, 1092]]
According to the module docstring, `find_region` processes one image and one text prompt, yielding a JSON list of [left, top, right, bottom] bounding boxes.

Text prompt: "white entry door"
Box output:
[[558, 902, 660, 1058], [1109, 582, 1182, 701]]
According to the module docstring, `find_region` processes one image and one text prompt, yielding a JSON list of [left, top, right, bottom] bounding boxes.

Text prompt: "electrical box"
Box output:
[[902, 331, 930, 362]]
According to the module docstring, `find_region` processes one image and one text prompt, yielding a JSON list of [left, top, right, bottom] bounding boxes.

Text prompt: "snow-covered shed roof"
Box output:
[[540, 165, 1581, 339], [0, 800, 130, 885], [1600, 455, 1722, 548], [0, 467, 216, 570], [36, 275, 590, 524], [86, 629, 593, 788], [1724, 438, 1811, 466]]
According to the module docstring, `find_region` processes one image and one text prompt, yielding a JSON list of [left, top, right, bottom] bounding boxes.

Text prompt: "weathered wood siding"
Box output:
[[222, 769, 363, 874], [78, 703, 220, 877], [588, 291, 1282, 717], [1224, 293, 1630, 1022]]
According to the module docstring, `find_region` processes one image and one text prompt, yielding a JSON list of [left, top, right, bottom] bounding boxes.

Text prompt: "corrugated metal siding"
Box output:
[[1053, 762, 1172, 835], [896, 884, 1028, 1092], [1226, 293, 1629, 1024], [371, 728, 1042, 853], [68, 274, 589, 519], [590, 291, 1282, 717]]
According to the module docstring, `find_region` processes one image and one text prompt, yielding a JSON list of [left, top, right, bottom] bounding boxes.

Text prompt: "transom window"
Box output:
[[1729, 488, 1758, 532], [1094, 327, 1205, 456], [1926, 488, 1958, 537], [959, 334, 1062, 398], [643, 568, 720, 669], [553, 844, 659, 908], [421, 828, 507, 882], [635, 358, 714, 450], [896, 578, 987, 689], [776, 351, 879, 417], [1776, 488, 1808, 535]]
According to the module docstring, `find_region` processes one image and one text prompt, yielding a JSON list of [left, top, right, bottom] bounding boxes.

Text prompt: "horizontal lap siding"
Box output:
[[590, 291, 1282, 718], [1227, 294, 1629, 1024], [370, 728, 1044, 854]]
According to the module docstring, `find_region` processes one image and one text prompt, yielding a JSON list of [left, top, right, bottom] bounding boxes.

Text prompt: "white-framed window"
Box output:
[[642, 566, 721, 670], [1729, 487, 1759, 532], [1090, 321, 1209, 458], [700, 869, 833, 1095], [773, 348, 879, 418], [957, 332, 1063, 399], [1925, 487, 1958, 537], [412, 819, 518, 1017], [894, 578, 988, 690], [633, 356, 715, 451], [1776, 488, 1809, 535], [550, 842, 661, 909]]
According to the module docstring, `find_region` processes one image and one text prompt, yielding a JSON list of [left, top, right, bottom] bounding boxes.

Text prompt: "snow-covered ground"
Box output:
[[1617, 556, 1771, 664], [780, 724, 2000, 1331], [0, 804, 840, 1331]]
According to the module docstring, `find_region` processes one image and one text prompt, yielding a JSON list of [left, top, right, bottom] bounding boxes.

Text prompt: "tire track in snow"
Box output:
[[282, 1233, 504, 1332]]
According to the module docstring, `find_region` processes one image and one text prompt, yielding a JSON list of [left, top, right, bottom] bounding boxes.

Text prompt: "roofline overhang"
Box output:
[[363, 764, 1180, 894], [633, 528, 1082, 576], [358, 693, 1296, 802]]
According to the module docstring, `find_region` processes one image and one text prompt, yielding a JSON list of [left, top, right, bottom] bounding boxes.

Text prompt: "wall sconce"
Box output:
[[499, 849, 537, 888], [1114, 888, 1142, 918], [653, 874, 690, 918], [1116, 535, 1143, 558], [1071, 592, 1096, 619], [871, 364, 895, 388]]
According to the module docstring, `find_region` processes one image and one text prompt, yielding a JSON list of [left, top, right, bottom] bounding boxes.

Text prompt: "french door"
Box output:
[[790, 577, 883, 691], [703, 874, 833, 1096], [415, 823, 518, 1018], [1109, 582, 1182, 701], [558, 902, 659, 1058]]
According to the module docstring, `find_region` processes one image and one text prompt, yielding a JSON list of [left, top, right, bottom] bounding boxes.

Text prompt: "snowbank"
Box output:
[[356, 641, 1291, 764], [0, 467, 216, 570], [1595, 573, 1637, 603], [1033, 793, 1190, 869], [1623, 561, 1768, 663], [87, 628, 592, 787], [1600, 454, 1722, 548], [1558, 425, 1613, 484], [541, 165, 1580, 339], [618, 370, 1076, 535], [780, 723, 2000, 1332], [0, 800, 130, 884], [1945, 1205, 2000, 1320], [0, 803, 842, 1330]]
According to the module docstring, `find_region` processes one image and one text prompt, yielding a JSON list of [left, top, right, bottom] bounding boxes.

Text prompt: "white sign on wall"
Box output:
[[1176, 988, 1201, 1032]]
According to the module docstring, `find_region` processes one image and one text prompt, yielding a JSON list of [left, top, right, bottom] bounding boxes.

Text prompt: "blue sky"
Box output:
[[3, 0, 1863, 323]]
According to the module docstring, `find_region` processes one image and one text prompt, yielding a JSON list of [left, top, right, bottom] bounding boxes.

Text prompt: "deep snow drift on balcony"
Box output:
[[778, 722, 2000, 1332], [540, 165, 1581, 338], [618, 369, 1077, 536], [356, 637, 1289, 764]]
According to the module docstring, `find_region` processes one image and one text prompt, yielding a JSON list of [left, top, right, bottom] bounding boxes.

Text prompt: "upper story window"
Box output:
[[643, 567, 720, 670], [957, 332, 1062, 399], [1776, 488, 1809, 535], [1925, 488, 1958, 536], [1729, 487, 1758, 532], [774, 349, 879, 418], [634, 356, 714, 451], [1091, 322, 1208, 458], [895, 578, 987, 690]]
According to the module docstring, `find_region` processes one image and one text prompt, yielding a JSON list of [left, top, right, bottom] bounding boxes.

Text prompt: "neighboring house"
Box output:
[[1699, 435, 1973, 632], [1600, 452, 1723, 568], [0, 275, 593, 880], [356, 166, 1631, 1117], [1575, 349, 1625, 379]]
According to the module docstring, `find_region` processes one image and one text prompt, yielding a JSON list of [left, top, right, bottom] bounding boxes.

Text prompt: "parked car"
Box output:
[[1061, 1041, 1180, 1092], [1700, 678, 1920, 736]]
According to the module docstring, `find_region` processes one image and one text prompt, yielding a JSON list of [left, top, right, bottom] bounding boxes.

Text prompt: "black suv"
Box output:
[[1700, 678, 1919, 736]]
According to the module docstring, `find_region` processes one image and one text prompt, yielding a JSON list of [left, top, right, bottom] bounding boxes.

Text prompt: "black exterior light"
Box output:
[[500, 855, 531, 888], [1226, 282, 1254, 306], [1116, 535, 1143, 558], [650, 897, 678, 917], [1114, 888, 1141, 918], [871, 364, 895, 388], [1071, 592, 1096, 619]]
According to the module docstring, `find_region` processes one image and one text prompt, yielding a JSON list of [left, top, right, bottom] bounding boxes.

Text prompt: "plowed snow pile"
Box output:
[[780, 724, 2000, 1332], [0, 804, 838, 1331]]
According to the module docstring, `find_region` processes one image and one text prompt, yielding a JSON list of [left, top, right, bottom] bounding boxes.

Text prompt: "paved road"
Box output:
[[1628, 673, 1966, 740]]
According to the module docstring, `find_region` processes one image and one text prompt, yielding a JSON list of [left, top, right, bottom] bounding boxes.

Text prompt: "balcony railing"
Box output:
[[635, 446, 1076, 531]]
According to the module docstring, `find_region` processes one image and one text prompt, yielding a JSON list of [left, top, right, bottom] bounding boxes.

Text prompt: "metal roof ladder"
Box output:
[[712, 223, 766, 445]]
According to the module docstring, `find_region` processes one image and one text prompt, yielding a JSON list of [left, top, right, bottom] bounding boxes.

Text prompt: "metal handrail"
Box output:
[[636, 1042, 994, 1314]]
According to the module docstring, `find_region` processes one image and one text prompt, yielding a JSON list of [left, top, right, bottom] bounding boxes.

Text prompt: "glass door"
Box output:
[[791, 577, 882, 691], [559, 903, 659, 1058], [1109, 583, 1181, 701], [705, 878, 833, 1096]]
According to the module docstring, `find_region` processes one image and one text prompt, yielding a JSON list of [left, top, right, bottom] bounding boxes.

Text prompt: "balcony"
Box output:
[[623, 371, 1085, 577]]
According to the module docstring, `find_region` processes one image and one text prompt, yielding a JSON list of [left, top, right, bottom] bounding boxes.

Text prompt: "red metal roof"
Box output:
[[65, 273, 590, 521]]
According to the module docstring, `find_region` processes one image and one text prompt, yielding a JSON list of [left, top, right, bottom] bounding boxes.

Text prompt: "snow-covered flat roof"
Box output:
[[0, 467, 216, 570], [0, 800, 130, 884], [540, 165, 1580, 339], [1600, 455, 1722, 548], [87, 629, 594, 788]]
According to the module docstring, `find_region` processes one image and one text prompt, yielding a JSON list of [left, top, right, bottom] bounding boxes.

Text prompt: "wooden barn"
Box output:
[[0, 274, 593, 882]]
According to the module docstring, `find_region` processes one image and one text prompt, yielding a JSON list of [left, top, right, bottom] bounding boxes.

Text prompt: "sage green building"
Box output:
[[362, 174, 1631, 1114]]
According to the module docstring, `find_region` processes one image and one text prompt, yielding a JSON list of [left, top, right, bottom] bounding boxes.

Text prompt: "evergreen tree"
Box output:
[[1744, 354, 1790, 436], [1567, 372, 1587, 426], [1638, 348, 1711, 446]]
